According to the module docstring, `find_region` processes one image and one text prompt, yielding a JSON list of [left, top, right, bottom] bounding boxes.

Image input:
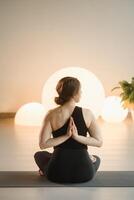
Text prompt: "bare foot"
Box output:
[[89, 155, 97, 163], [39, 169, 44, 176]]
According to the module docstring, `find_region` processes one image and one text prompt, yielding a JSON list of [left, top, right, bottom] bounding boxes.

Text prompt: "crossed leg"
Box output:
[[92, 155, 101, 171], [34, 151, 101, 177], [34, 151, 52, 176]]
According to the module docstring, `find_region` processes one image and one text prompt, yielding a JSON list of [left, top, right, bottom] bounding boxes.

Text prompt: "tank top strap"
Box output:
[[72, 106, 88, 132]]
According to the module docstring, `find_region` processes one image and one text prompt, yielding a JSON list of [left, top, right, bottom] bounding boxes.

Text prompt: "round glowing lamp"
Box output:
[[101, 96, 128, 123], [14, 102, 46, 126], [41, 66, 105, 118]]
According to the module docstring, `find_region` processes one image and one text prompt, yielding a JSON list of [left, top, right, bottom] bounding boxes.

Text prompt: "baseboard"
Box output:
[[0, 113, 16, 119]]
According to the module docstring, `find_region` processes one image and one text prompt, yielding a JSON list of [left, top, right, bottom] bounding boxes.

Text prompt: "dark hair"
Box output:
[[54, 76, 81, 105]]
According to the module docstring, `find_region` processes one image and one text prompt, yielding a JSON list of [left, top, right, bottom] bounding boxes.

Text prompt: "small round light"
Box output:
[[14, 102, 46, 126], [101, 96, 128, 123]]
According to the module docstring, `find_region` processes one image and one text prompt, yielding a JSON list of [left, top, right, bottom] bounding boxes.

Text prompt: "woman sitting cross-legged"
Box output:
[[34, 76, 103, 183]]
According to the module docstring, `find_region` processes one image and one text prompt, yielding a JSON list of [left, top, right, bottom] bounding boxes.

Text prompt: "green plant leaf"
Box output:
[[131, 77, 134, 87], [123, 86, 132, 95], [119, 80, 130, 88], [120, 92, 124, 97], [111, 86, 121, 92], [129, 91, 134, 103], [122, 93, 129, 101]]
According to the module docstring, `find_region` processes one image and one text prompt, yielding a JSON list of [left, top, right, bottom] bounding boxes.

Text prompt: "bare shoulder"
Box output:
[[43, 106, 61, 121], [43, 108, 54, 122], [81, 107, 94, 128], [48, 106, 60, 116], [82, 107, 94, 116]]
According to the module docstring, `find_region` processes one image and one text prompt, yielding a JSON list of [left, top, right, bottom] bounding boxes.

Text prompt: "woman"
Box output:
[[34, 76, 103, 183]]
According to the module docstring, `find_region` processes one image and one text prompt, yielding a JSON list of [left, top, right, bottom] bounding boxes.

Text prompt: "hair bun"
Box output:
[[54, 96, 64, 105]]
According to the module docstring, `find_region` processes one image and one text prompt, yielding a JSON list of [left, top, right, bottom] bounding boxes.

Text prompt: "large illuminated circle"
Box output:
[[14, 102, 46, 126], [101, 96, 128, 123], [41, 66, 105, 118]]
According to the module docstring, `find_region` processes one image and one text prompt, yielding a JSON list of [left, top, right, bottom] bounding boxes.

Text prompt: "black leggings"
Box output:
[[34, 148, 101, 183]]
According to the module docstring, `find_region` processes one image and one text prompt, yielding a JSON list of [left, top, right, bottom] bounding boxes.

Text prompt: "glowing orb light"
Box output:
[[101, 96, 128, 123], [14, 102, 46, 126], [41, 66, 105, 118]]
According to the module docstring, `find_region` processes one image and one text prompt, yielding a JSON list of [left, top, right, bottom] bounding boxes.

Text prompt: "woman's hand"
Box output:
[[89, 155, 97, 163], [70, 117, 79, 139], [66, 117, 79, 139], [66, 117, 74, 138]]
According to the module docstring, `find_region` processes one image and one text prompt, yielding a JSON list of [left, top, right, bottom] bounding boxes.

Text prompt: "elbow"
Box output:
[[39, 143, 44, 150], [98, 140, 103, 147], [39, 142, 47, 150]]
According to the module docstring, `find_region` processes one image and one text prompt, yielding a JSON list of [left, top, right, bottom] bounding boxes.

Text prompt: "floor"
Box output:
[[0, 116, 134, 199]]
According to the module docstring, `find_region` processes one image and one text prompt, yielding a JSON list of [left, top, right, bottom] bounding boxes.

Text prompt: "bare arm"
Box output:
[[39, 112, 71, 149], [73, 109, 103, 147]]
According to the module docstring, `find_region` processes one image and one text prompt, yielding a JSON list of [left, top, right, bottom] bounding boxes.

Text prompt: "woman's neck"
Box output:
[[61, 98, 76, 112]]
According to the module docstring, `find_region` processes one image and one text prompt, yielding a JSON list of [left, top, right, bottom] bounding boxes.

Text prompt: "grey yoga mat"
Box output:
[[0, 171, 134, 187]]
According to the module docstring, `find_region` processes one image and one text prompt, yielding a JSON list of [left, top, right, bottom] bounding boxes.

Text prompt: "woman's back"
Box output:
[[50, 105, 89, 149], [45, 106, 97, 183]]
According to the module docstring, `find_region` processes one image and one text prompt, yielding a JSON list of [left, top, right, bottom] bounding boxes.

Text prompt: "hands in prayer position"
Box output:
[[66, 117, 96, 163]]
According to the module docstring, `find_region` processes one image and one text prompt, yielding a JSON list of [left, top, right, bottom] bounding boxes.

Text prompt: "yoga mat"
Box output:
[[0, 171, 134, 187]]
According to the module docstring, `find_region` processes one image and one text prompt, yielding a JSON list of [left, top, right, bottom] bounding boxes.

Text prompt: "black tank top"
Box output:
[[52, 106, 89, 150]]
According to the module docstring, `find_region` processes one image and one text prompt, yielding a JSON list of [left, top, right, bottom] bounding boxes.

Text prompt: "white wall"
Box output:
[[0, 0, 134, 112]]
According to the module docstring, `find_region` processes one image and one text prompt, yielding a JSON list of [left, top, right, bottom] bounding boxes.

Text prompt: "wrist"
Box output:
[[65, 134, 71, 139], [72, 134, 79, 140]]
